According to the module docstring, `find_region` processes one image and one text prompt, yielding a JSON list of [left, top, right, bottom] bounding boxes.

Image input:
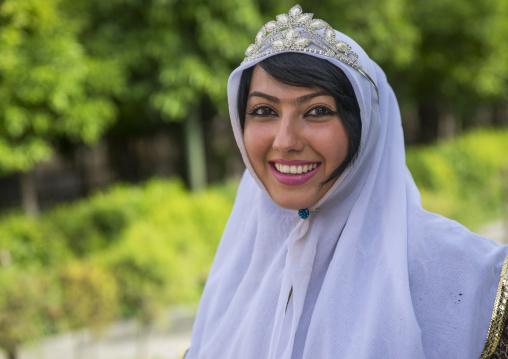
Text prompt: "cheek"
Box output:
[[244, 123, 272, 165], [312, 125, 349, 170]]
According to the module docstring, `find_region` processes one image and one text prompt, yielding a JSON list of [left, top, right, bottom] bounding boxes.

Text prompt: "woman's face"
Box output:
[[244, 65, 349, 210]]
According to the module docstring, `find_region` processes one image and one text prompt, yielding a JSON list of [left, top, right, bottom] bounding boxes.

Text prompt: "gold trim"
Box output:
[[480, 254, 508, 358]]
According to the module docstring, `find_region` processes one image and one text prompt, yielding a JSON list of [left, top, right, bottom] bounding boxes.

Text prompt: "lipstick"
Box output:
[[269, 160, 321, 186]]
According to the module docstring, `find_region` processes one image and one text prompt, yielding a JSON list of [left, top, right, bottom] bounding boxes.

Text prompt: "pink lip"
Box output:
[[269, 161, 321, 186]]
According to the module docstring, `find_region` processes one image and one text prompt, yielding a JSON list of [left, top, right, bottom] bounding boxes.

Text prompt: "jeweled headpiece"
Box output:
[[243, 5, 379, 97]]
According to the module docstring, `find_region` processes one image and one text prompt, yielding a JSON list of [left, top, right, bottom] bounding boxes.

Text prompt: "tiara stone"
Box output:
[[286, 28, 298, 40], [272, 40, 284, 49], [289, 5, 302, 16], [276, 13, 289, 25], [336, 42, 349, 52], [242, 5, 379, 98], [265, 21, 277, 31], [310, 19, 327, 30]]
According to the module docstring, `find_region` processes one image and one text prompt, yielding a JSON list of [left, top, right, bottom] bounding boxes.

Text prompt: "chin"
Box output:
[[272, 196, 317, 211]]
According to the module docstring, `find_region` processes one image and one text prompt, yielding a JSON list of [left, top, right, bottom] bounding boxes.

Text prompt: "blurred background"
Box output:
[[0, 0, 507, 358]]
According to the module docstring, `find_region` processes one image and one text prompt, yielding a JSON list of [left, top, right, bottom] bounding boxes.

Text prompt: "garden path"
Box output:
[[1, 306, 194, 359]]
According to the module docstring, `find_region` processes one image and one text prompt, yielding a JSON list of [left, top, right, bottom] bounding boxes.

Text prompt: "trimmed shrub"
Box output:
[[0, 214, 71, 268], [101, 179, 234, 321], [406, 129, 508, 229], [46, 185, 144, 257], [0, 268, 60, 359], [0, 178, 236, 348], [58, 261, 118, 332]]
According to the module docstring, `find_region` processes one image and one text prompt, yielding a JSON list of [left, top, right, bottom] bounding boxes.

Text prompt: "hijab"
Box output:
[[187, 5, 508, 358]]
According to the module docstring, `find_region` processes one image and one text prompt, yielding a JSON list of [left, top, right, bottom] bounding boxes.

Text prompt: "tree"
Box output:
[[404, 0, 508, 141], [0, 0, 123, 214], [64, 0, 265, 190]]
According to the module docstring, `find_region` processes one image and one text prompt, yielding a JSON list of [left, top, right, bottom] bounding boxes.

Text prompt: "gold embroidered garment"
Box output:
[[481, 255, 508, 358]]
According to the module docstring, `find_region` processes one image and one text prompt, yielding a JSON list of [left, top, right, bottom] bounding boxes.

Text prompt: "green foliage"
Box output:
[[46, 189, 140, 257], [0, 0, 507, 177], [0, 268, 60, 358], [0, 214, 71, 268], [0, 178, 236, 344], [1, 0, 507, 179], [0, 188, 138, 267], [66, 0, 263, 126], [406, 0, 508, 102], [406, 129, 508, 229], [101, 180, 234, 321], [58, 262, 118, 331], [283, 0, 418, 69], [0, 0, 122, 175], [0, 178, 237, 270], [272, 0, 508, 119], [0, 262, 117, 357]]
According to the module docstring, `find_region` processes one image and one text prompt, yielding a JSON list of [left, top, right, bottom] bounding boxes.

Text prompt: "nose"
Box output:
[[272, 114, 303, 153]]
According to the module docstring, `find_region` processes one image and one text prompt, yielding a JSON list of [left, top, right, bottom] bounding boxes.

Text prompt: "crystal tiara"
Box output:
[[242, 5, 379, 98]]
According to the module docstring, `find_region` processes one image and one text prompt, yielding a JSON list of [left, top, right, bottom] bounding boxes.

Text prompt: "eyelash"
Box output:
[[247, 106, 276, 117], [247, 105, 337, 118], [306, 106, 337, 117]]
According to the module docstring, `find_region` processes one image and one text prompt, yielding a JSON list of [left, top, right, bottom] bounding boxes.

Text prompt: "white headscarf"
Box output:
[[187, 9, 508, 359]]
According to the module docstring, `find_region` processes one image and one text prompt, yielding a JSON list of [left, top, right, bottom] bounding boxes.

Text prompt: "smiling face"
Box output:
[[243, 65, 350, 210]]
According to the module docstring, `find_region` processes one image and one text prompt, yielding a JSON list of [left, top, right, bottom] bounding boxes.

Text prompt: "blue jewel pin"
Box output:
[[298, 208, 310, 219]]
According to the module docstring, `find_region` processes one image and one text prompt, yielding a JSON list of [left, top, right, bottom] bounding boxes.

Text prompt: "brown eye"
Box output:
[[306, 106, 335, 117], [248, 106, 276, 117]]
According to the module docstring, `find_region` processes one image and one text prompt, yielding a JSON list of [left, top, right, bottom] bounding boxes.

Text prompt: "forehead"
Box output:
[[249, 65, 332, 100]]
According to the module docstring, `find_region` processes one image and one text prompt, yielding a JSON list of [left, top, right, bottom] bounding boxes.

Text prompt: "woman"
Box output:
[[186, 5, 508, 358]]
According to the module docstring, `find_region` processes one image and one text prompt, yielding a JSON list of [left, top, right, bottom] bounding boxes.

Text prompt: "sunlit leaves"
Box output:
[[0, 0, 122, 174], [1, 0, 507, 176], [0, 137, 52, 174], [69, 0, 264, 128]]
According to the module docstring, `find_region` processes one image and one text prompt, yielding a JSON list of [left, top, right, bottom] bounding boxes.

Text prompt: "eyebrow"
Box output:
[[248, 91, 331, 105]]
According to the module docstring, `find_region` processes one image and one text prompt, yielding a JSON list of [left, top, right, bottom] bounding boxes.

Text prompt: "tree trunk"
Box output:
[[19, 171, 39, 216], [184, 106, 207, 191], [7, 347, 17, 359], [417, 102, 440, 144], [493, 104, 508, 127], [437, 110, 456, 139]]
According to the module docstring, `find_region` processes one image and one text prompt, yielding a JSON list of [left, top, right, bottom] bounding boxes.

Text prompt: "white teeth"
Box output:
[[273, 163, 318, 175]]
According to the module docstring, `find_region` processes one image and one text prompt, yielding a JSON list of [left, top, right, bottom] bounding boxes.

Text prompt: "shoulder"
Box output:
[[407, 208, 508, 357], [407, 209, 503, 275]]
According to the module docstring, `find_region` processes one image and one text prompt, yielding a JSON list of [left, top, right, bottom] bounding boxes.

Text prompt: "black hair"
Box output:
[[237, 53, 362, 184]]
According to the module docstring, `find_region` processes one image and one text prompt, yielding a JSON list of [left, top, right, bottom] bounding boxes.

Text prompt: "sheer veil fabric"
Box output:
[[187, 29, 508, 358]]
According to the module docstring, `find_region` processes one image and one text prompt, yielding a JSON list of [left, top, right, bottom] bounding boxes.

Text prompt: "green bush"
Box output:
[[0, 214, 71, 268], [406, 128, 508, 229], [46, 184, 145, 257], [100, 179, 234, 321], [58, 261, 118, 332], [0, 268, 60, 359], [0, 178, 236, 351], [0, 180, 237, 345]]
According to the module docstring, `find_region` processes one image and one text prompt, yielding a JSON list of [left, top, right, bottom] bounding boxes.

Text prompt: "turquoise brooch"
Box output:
[[298, 208, 310, 219]]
